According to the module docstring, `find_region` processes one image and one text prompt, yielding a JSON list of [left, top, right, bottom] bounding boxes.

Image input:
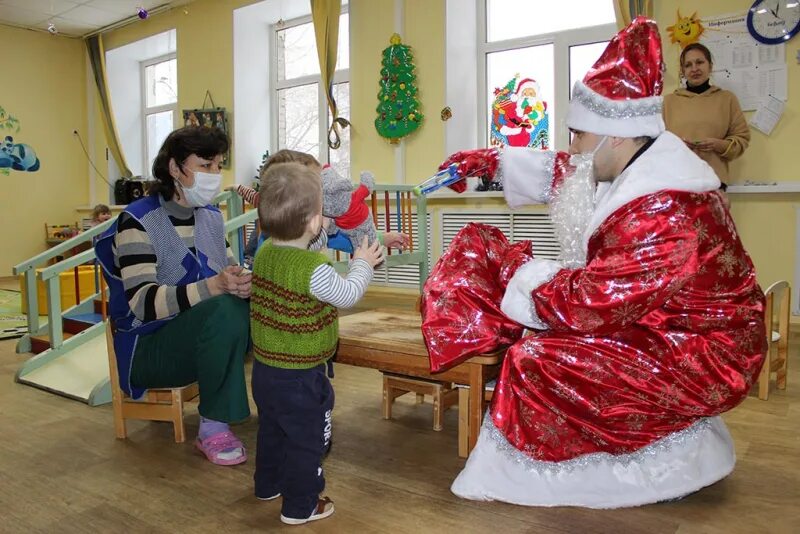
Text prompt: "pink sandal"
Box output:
[[195, 431, 247, 466]]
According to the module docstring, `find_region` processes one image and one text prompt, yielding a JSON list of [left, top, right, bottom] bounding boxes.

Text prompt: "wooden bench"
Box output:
[[337, 309, 503, 457]]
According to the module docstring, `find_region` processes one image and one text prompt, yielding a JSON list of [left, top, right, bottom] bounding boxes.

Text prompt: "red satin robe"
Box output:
[[423, 190, 765, 463]]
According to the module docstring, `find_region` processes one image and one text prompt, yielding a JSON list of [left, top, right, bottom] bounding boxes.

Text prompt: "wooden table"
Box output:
[[336, 309, 503, 457]]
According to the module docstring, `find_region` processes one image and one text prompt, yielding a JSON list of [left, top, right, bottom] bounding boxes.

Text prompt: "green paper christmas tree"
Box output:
[[375, 33, 423, 143]]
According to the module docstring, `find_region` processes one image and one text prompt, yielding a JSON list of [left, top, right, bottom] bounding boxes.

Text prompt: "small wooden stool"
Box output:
[[106, 321, 199, 443], [382, 373, 459, 431]]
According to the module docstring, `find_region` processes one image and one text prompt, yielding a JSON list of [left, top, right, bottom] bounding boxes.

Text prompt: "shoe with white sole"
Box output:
[[280, 497, 334, 525]]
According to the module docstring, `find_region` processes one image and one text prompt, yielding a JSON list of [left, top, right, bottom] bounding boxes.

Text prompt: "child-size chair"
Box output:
[[105, 321, 199, 442], [382, 373, 459, 431], [758, 281, 790, 400]]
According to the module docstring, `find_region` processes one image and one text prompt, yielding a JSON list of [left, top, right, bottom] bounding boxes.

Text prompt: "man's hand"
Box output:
[[208, 265, 252, 299], [353, 236, 384, 268], [438, 148, 500, 192]]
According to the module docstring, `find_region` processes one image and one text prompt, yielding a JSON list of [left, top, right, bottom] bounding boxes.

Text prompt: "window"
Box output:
[[273, 12, 350, 176], [480, 0, 615, 150], [141, 54, 177, 178]]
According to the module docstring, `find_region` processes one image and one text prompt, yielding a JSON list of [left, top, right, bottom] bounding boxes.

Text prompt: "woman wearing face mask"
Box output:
[[663, 43, 750, 191], [95, 126, 251, 466]]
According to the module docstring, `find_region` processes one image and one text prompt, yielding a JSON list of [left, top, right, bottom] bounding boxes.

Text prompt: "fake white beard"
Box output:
[[548, 154, 595, 268]]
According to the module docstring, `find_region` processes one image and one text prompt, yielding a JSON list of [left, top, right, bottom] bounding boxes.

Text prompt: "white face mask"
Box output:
[[180, 171, 222, 207], [569, 135, 608, 182]]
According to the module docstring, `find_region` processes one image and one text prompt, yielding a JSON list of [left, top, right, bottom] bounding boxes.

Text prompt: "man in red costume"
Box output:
[[422, 18, 765, 508]]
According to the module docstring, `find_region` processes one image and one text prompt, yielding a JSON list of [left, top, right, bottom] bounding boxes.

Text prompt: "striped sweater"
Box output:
[[113, 198, 235, 322]]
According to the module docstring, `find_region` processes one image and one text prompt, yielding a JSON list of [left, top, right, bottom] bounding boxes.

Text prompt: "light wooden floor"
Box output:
[[1, 282, 798, 533]]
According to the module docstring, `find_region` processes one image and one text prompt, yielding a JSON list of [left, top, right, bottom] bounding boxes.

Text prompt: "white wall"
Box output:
[[105, 29, 176, 181], [445, 0, 479, 156]]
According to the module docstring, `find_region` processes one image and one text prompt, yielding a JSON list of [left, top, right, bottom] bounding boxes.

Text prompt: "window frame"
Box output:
[[140, 52, 177, 179], [269, 9, 350, 167], [477, 1, 615, 150]]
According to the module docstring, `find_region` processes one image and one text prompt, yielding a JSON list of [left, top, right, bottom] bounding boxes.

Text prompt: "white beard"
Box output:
[[548, 154, 595, 268]]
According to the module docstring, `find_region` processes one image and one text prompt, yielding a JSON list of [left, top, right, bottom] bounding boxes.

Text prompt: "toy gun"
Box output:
[[413, 164, 461, 196], [413, 160, 497, 196]]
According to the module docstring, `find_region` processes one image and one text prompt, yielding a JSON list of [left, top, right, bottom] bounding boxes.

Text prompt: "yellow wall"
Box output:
[[0, 25, 87, 274], [655, 0, 799, 290], [349, 0, 446, 184]]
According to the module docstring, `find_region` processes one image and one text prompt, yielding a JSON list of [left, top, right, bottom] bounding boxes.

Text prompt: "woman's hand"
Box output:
[[383, 231, 410, 250], [208, 265, 252, 299], [353, 236, 384, 268], [690, 138, 727, 153]]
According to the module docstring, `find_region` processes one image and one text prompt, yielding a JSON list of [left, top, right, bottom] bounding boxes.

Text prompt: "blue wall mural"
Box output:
[[0, 106, 40, 174]]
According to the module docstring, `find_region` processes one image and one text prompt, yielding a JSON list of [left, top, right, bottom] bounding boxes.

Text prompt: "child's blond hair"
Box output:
[[259, 162, 322, 240], [259, 149, 321, 181]]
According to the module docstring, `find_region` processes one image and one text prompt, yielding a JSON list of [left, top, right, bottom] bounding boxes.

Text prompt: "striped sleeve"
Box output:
[[309, 259, 372, 309], [115, 213, 211, 322], [235, 185, 260, 206], [309, 229, 329, 251]]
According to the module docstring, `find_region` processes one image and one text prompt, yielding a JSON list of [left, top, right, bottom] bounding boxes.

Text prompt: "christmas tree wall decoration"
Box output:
[[375, 33, 423, 143]]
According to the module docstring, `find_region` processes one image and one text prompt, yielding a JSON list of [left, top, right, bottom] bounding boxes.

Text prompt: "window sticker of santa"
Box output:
[[490, 75, 549, 149]]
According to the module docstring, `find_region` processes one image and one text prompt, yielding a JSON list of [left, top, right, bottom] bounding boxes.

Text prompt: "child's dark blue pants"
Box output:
[[251, 361, 334, 519]]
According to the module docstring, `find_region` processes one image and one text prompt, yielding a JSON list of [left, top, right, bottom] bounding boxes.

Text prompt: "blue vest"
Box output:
[[95, 194, 227, 399]]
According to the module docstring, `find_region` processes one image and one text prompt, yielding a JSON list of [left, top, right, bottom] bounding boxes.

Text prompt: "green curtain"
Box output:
[[311, 0, 350, 150], [614, 0, 654, 28], [85, 35, 132, 178]]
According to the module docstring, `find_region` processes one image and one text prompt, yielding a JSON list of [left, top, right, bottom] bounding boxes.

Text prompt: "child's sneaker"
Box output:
[[257, 492, 280, 501], [280, 497, 334, 525]]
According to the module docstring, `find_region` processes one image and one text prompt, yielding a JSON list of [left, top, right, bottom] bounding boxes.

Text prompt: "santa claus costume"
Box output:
[[421, 18, 765, 508]]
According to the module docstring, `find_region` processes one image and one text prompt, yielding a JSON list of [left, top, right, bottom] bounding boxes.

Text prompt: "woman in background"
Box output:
[[663, 42, 750, 190]]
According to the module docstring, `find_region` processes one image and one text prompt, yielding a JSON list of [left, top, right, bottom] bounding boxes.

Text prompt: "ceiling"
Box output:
[[0, 0, 192, 38]]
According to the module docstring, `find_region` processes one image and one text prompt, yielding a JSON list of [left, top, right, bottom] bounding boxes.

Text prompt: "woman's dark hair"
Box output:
[[679, 43, 713, 71], [149, 126, 229, 200]]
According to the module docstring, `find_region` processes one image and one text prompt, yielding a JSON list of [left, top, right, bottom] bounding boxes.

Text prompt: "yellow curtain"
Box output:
[[614, 0, 654, 28], [85, 35, 132, 178], [311, 0, 350, 150]]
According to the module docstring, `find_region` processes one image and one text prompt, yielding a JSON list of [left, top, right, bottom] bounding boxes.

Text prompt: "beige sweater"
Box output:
[[662, 86, 750, 182]]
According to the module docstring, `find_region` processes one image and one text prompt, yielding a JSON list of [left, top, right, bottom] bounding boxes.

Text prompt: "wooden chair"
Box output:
[[758, 281, 790, 400], [382, 373, 459, 431], [105, 321, 199, 442]]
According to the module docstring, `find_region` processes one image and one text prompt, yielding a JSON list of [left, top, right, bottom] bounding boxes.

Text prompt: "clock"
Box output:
[[747, 0, 800, 44]]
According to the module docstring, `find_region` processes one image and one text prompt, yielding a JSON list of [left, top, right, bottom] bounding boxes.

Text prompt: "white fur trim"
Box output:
[[584, 131, 720, 246], [501, 258, 563, 329], [451, 416, 735, 508], [500, 148, 557, 209], [567, 80, 665, 138]]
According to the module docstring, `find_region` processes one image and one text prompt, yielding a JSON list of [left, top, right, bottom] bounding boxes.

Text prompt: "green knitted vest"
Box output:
[[250, 243, 338, 369]]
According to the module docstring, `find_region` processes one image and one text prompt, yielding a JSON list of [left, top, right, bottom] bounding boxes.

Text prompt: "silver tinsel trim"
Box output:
[[572, 81, 662, 119], [484, 416, 713, 475], [540, 151, 557, 203], [549, 154, 594, 268]]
